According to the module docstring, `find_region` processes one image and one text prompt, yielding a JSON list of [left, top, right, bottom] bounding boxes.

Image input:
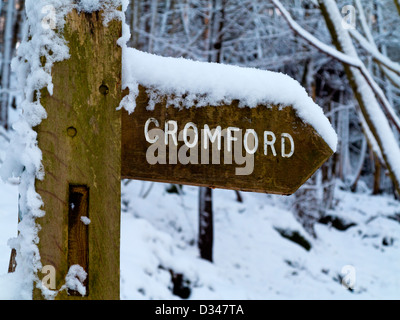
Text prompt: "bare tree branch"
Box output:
[[270, 0, 400, 134]]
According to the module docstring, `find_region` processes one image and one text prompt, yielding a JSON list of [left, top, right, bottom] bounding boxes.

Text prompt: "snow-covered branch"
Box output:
[[269, 0, 400, 133], [317, 0, 400, 195], [352, 0, 400, 90], [349, 29, 400, 76], [270, 0, 360, 68]]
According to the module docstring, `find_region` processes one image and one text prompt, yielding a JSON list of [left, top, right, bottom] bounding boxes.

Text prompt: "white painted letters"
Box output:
[[144, 117, 160, 143], [226, 127, 240, 153], [264, 131, 277, 156], [203, 124, 222, 151], [281, 133, 294, 158], [183, 122, 198, 148], [144, 118, 296, 174], [244, 129, 258, 155], [165, 120, 178, 146]]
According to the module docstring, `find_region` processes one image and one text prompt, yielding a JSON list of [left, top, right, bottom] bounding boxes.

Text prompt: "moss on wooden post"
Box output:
[[33, 9, 122, 299]]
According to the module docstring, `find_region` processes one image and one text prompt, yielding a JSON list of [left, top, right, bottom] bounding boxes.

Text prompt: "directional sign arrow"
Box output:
[[122, 85, 334, 195]]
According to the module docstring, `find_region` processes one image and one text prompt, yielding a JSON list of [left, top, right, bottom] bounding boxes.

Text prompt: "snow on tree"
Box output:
[[0, 0, 127, 299]]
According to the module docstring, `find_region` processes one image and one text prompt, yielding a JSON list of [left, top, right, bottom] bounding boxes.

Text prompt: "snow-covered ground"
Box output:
[[119, 180, 400, 300], [0, 115, 399, 302], [1, 175, 399, 299], [0, 180, 18, 274], [0, 110, 399, 300]]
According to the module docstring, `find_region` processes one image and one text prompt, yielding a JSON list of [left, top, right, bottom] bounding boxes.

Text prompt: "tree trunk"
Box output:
[[338, 102, 350, 180], [198, 187, 213, 262], [0, 0, 16, 129], [350, 135, 367, 191], [148, 0, 159, 53], [198, 0, 225, 262], [130, 0, 140, 47], [372, 152, 382, 195], [318, 0, 400, 196], [235, 190, 243, 203], [394, 0, 400, 16]]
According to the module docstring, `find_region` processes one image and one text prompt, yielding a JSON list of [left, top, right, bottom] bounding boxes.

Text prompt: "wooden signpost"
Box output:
[[122, 86, 333, 195], [23, 8, 333, 300], [33, 10, 122, 299]]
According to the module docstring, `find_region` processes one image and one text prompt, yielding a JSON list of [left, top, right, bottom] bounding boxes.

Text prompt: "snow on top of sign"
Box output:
[[76, 0, 127, 24], [120, 48, 337, 152]]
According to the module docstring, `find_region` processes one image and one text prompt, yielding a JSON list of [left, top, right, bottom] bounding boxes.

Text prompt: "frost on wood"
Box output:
[[120, 48, 338, 152], [0, 0, 126, 299], [76, 0, 127, 25]]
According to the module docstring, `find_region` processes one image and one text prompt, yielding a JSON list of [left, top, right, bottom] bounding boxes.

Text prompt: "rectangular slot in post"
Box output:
[[68, 185, 89, 296]]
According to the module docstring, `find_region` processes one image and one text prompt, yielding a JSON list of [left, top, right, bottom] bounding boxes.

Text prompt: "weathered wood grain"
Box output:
[[122, 85, 333, 195], [34, 9, 122, 299], [67, 185, 89, 296]]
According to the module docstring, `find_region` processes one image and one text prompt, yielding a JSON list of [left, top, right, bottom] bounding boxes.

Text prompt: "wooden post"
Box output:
[[33, 9, 122, 299]]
